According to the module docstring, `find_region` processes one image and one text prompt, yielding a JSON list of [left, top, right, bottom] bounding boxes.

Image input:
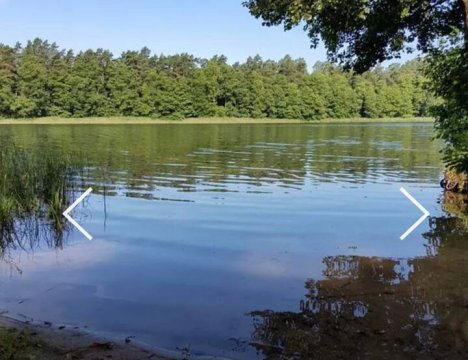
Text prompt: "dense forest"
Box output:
[[0, 39, 434, 120]]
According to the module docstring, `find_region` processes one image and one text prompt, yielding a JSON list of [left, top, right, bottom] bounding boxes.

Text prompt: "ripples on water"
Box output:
[[59, 123, 440, 200], [1, 123, 467, 359]]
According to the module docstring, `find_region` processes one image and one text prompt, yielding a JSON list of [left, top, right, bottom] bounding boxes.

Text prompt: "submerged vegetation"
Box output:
[[0, 144, 80, 250], [0, 39, 433, 121]]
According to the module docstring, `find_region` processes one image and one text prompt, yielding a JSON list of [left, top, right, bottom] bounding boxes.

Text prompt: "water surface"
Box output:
[[1, 123, 467, 359]]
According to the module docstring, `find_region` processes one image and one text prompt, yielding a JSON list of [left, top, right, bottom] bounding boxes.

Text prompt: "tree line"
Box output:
[[0, 38, 434, 120]]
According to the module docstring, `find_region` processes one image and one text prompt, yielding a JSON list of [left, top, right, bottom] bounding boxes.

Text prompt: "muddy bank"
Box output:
[[0, 316, 231, 360], [0, 315, 170, 359]]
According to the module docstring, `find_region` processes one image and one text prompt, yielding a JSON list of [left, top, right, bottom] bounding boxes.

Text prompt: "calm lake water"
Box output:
[[1, 123, 467, 359]]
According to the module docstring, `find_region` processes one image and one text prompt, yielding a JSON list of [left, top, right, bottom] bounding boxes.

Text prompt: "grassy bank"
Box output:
[[0, 116, 434, 125]]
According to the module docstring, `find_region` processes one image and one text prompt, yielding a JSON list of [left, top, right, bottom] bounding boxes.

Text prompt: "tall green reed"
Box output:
[[0, 143, 82, 250]]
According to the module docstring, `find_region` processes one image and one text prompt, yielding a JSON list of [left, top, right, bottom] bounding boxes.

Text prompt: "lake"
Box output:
[[0, 123, 467, 359]]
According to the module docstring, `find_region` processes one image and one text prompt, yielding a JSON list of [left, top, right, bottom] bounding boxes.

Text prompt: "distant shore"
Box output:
[[0, 116, 434, 125]]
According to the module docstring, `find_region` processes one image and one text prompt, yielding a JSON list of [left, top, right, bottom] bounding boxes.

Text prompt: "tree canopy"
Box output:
[[244, 0, 468, 174], [244, 0, 467, 72], [0, 39, 432, 120]]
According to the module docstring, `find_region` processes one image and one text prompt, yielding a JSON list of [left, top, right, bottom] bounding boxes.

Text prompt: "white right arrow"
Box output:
[[63, 187, 93, 241], [399, 187, 430, 240]]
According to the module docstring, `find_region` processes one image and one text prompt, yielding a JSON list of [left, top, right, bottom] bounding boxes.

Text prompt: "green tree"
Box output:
[[108, 49, 154, 116], [14, 39, 51, 117], [0, 44, 17, 117], [353, 74, 380, 118], [47, 48, 73, 117], [0, 38, 434, 124], [152, 53, 198, 79], [244, 0, 468, 174], [147, 71, 189, 119], [68, 49, 114, 117], [299, 78, 327, 120], [427, 48, 468, 173]]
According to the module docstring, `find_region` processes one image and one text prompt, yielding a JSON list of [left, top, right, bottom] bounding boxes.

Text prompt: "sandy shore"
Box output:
[[0, 315, 231, 360]]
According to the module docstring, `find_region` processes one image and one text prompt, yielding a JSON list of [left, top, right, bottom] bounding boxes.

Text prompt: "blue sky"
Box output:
[[0, 0, 415, 68]]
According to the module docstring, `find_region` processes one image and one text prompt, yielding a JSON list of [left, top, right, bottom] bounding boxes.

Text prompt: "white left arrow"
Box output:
[[63, 187, 93, 241]]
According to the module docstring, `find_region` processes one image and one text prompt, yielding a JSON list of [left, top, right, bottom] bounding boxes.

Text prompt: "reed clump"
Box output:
[[0, 144, 80, 250]]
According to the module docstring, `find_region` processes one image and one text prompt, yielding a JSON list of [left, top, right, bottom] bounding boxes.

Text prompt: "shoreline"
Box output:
[[0, 315, 168, 359], [0, 315, 230, 360], [0, 116, 434, 125]]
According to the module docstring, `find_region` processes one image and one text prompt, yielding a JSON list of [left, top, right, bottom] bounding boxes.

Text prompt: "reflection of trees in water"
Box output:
[[0, 124, 441, 196], [249, 212, 468, 359]]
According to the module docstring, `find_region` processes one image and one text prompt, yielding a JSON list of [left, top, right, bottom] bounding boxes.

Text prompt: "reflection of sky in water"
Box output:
[[0, 123, 451, 359]]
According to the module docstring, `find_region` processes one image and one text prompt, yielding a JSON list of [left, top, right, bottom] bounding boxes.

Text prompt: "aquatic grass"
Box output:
[[0, 143, 82, 250]]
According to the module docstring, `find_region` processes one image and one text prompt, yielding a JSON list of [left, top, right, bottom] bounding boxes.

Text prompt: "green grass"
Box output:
[[0, 145, 80, 249], [0, 327, 61, 360], [0, 116, 434, 125]]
